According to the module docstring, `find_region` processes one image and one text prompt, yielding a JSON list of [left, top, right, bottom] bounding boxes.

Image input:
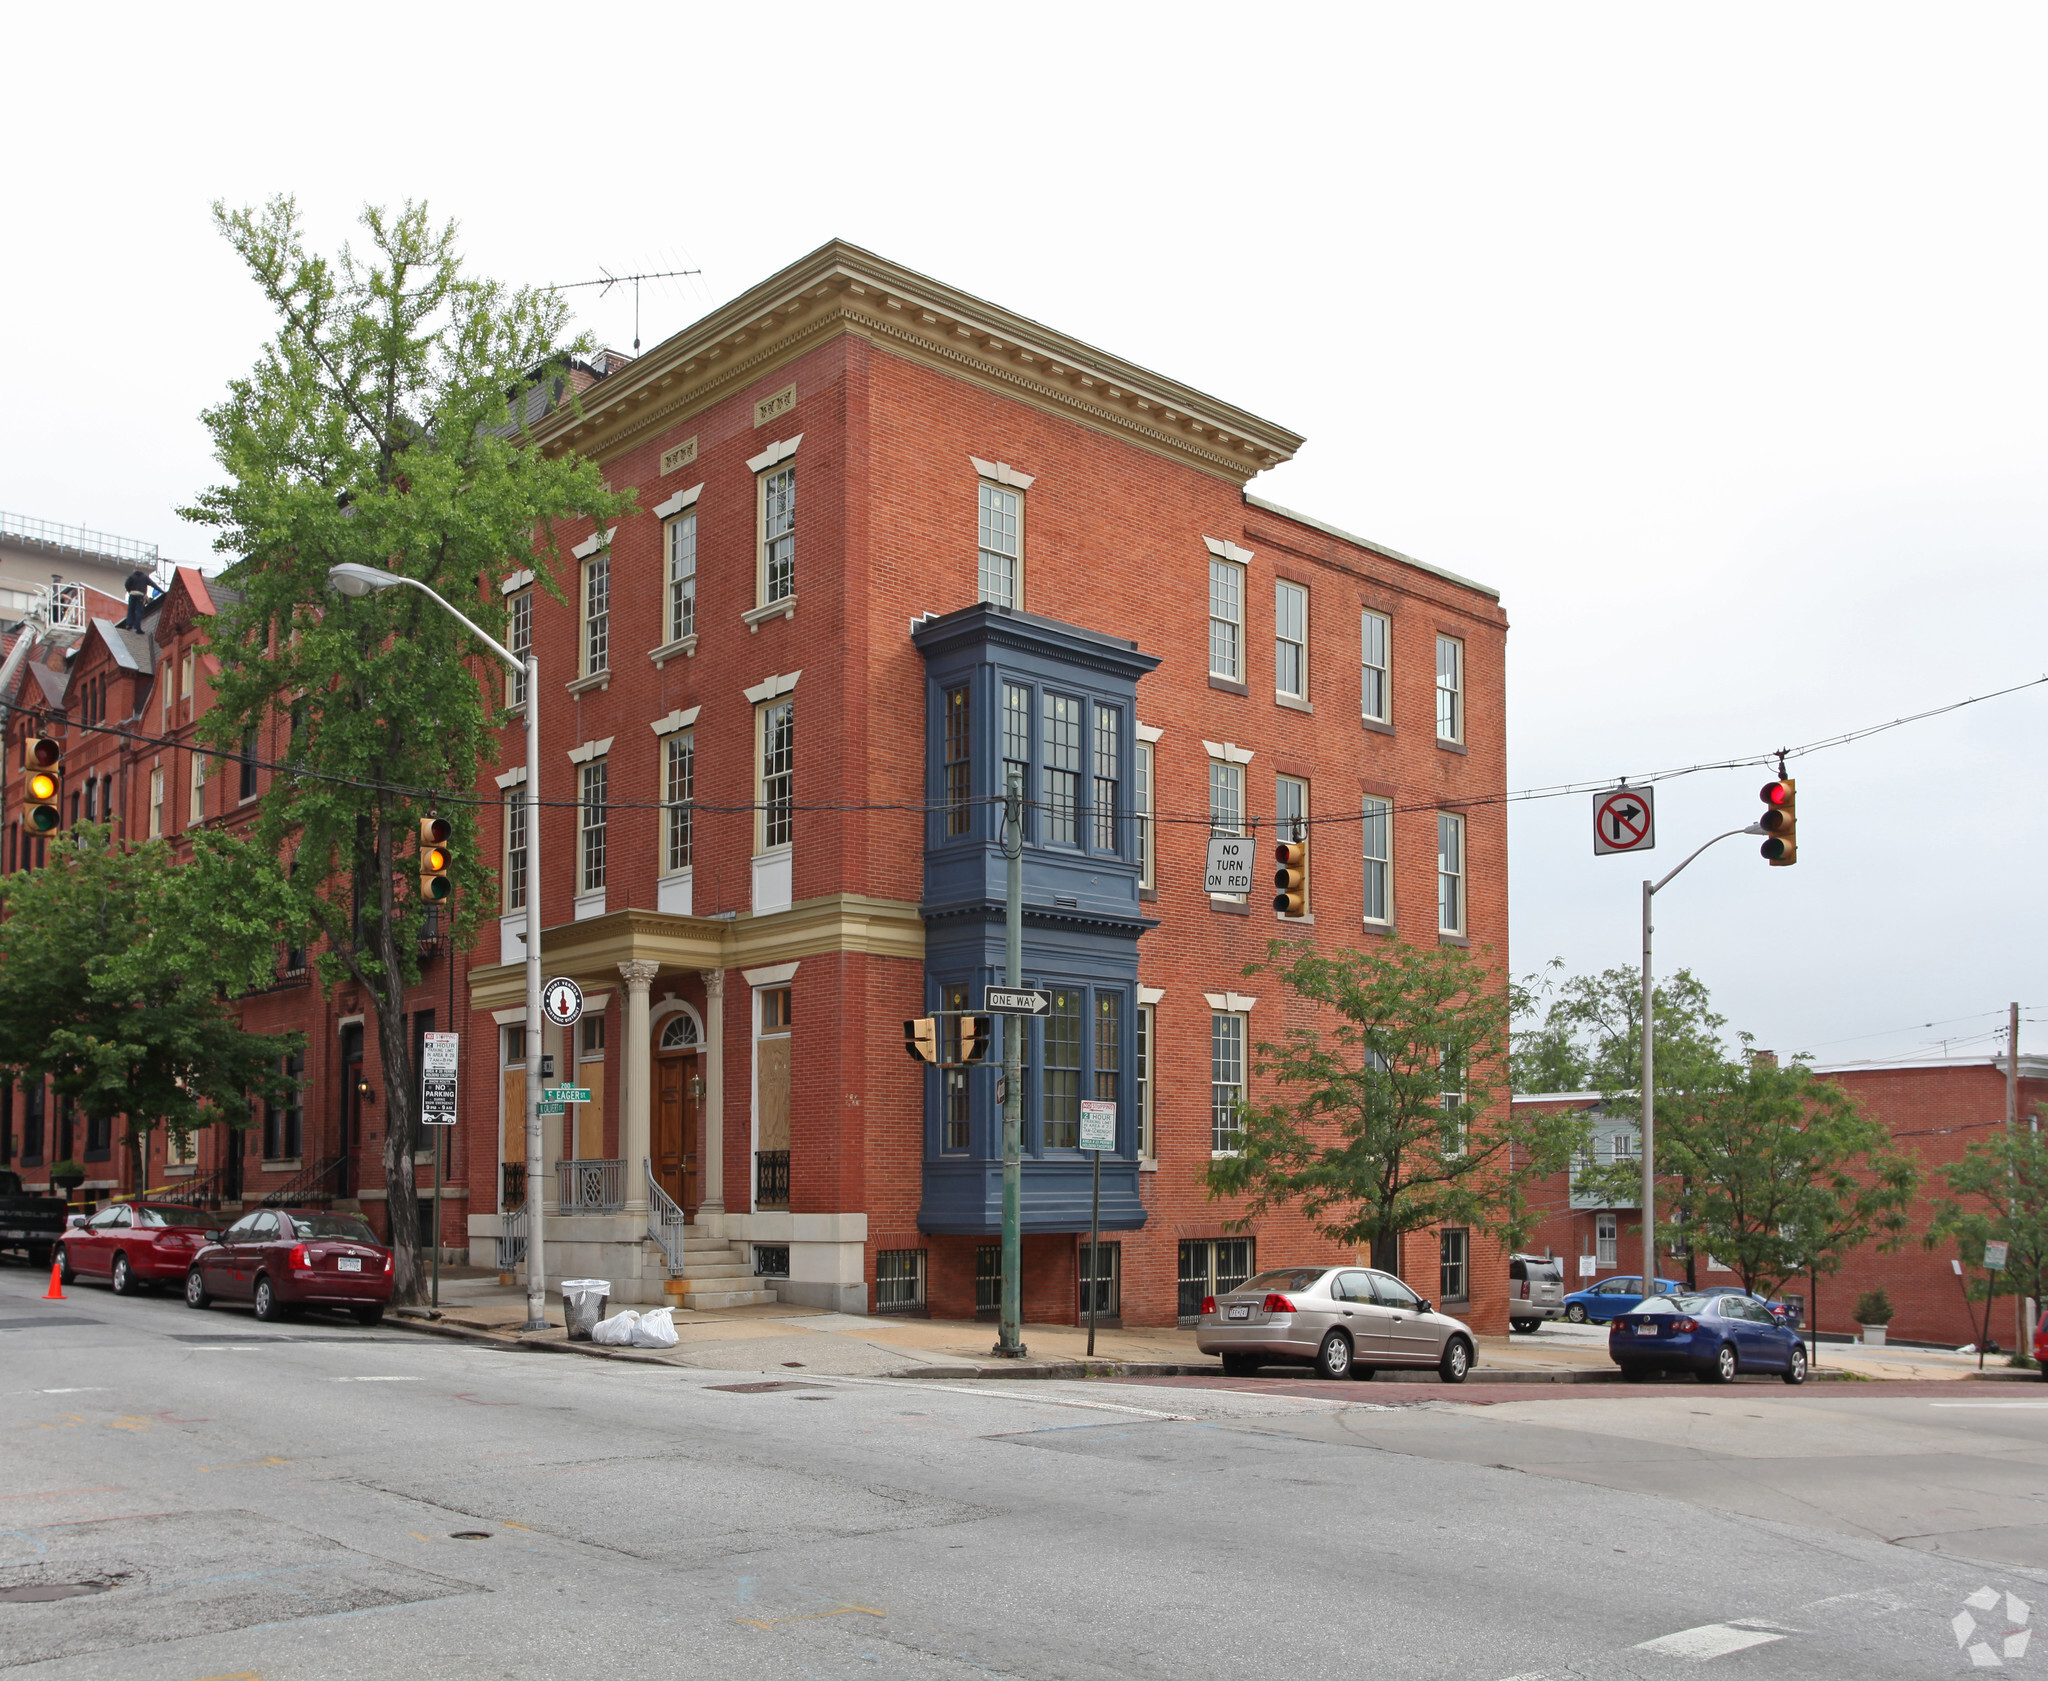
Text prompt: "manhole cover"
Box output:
[[706, 1380, 827, 1394], [0, 1582, 111, 1602]]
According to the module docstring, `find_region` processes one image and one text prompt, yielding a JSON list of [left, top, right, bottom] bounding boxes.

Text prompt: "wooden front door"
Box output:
[[655, 1054, 699, 1214]]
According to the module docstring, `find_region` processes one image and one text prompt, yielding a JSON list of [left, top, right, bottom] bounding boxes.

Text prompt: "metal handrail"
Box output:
[[499, 1206, 527, 1268], [555, 1157, 624, 1214], [261, 1154, 345, 1208], [0, 511, 158, 565], [155, 1162, 239, 1209], [646, 1159, 688, 1275]]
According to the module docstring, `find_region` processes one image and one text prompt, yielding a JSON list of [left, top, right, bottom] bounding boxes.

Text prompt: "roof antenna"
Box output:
[[543, 266, 700, 353]]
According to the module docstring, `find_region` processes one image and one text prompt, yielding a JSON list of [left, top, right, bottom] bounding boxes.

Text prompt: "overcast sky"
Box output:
[[6, 4, 2042, 1069]]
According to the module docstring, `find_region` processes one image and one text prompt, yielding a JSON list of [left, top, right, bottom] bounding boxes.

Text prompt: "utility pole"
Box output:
[[2010, 1000, 2023, 1360], [995, 789, 1027, 1358]]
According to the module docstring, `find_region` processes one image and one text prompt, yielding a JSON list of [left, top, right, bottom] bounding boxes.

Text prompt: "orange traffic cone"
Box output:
[[44, 1255, 63, 1300]]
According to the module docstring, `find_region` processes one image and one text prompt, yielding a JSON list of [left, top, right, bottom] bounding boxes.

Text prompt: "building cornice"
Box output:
[[533, 240, 1305, 486]]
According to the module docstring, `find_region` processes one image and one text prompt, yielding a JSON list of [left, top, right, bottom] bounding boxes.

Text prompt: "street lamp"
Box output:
[[325, 563, 549, 1332]]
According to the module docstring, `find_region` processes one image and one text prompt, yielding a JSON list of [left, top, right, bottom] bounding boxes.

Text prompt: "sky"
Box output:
[[4, 3, 2043, 1069]]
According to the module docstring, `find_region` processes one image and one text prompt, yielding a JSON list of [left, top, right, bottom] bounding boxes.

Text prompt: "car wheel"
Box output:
[[1621, 1364, 1655, 1383], [1565, 1303, 1588, 1323], [1315, 1331, 1354, 1380], [184, 1267, 211, 1310], [253, 1275, 284, 1322], [1696, 1342, 1738, 1384], [1438, 1337, 1472, 1385], [354, 1305, 385, 1328], [57, 1244, 76, 1286], [2038, 1361, 2048, 1384], [1220, 1353, 1261, 1377], [1783, 1344, 1808, 1385], [111, 1253, 140, 1296], [1510, 1318, 1538, 1335]]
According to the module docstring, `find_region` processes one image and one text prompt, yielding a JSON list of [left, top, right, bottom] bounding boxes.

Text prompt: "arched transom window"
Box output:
[[659, 1015, 700, 1050]]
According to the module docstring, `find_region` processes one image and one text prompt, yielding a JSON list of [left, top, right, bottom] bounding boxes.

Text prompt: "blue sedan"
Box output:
[[1561, 1276, 1689, 1323], [1609, 1294, 1809, 1384]]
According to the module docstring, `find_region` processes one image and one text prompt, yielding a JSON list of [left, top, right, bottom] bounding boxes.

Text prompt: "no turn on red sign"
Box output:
[[1593, 786, 1656, 856]]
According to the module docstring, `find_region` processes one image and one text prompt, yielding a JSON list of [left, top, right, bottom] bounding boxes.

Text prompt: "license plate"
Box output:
[[337, 1257, 362, 1273], [1227, 1304, 1250, 1320], [1635, 1323, 1659, 1336]]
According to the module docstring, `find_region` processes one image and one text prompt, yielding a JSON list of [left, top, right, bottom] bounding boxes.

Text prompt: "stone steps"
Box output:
[[650, 1231, 779, 1309]]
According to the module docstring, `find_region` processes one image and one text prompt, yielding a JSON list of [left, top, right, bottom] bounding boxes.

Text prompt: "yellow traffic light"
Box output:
[[419, 814, 453, 901], [1759, 779, 1797, 867], [22, 736, 61, 833], [1273, 836, 1308, 917], [903, 1017, 940, 1065]]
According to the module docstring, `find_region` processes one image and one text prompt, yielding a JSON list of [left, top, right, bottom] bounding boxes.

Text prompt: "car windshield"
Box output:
[[287, 1213, 378, 1243], [1239, 1268, 1330, 1294], [131, 1206, 182, 1227]]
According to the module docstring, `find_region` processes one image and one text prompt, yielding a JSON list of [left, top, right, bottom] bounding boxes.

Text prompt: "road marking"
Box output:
[[736, 1604, 884, 1631], [197, 1457, 288, 1472], [1636, 1624, 1786, 1660], [39, 1387, 109, 1394], [1930, 1402, 2048, 1409], [827, 1375, 1200, 1420], [183, 1673, 265, 1680], [333, 1376, 420, 1382]]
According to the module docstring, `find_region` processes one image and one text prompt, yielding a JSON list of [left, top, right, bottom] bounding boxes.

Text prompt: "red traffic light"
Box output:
[[1758, 777, 1797, 866], [1760, 780, 1791, 809], [421, 815, 453, 845], [25, 737, 60, 769]]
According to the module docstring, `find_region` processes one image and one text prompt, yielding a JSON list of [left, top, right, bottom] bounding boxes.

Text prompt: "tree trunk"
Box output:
[[1370, 1230, 1400, 1272], [377, 993, 422, 1303]]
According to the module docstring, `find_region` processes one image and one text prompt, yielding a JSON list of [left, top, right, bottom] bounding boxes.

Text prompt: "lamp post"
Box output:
[[325, 563, 548, 1331]]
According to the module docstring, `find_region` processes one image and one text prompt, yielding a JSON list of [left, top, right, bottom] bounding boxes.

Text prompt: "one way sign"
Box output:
[[1593, 785, 1655, 856]]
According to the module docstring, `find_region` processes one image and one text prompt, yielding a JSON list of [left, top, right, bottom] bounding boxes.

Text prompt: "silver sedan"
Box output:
[[1195, 1265, 1476, 1383]]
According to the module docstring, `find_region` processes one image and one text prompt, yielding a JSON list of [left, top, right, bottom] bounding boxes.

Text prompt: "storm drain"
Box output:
[[705, 1380, 829, 1394]]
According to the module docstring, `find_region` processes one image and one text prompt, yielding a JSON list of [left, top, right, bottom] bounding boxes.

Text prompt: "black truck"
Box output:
[[0, 1168, 70, 1265]]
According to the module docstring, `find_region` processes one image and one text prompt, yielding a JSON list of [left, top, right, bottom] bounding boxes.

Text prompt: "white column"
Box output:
[[618, 961, 659, 1215], [700, 969, 726, 1224]]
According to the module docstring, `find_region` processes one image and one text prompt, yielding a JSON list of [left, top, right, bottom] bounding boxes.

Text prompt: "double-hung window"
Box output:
[[1361, 796, 1392, 925], [1094, 992, 1122, 1113], [1136, 1002, 1155, 1159], [1092, 704, 1120, 853], [579, 762, 607, 893], [1211, 1013, 1246, 1153], [1042, 694, 1081, 846], [665, 731, 694, 873], [508, 588, 531, 708], [1361, 610, 1390, 723], [1001, 683, 1031, 805], [1439, 1230, 1469, 1303], [504, 795, 527, 912], [583, 551, 610, 676], [667, 511, 697, 643], [1275, 580, 1308, 702], [1043, 988, 1082, 1148], [189, 747, 206, 824], [1209, 558, 1244, 682], [759, 699, 794, 851], [1437, 812, 1465, 935], [1436, 634, 1464, 743], [761, 466, 796, 604], [148, 765, 163, 838], [978, 481, 1021, 609], [943, 685, 972, 838], [1134, 738, 1154, 891], [1209, 759, 1244, 900]]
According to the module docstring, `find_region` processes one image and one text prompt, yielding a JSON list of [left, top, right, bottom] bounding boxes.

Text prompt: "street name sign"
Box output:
[[542, 977, 585, 1027], [1204, 835, 1255, 894], [1986, 1240, 2009, 1270], [985, 987, 1051, 1015], [421, 1032, 458, 1126], [538, 1102, 566, 1117], [1592, 786, 1656, 856], [1079, 1101, 1117, 1151], [542, 1086, 592, 1104]]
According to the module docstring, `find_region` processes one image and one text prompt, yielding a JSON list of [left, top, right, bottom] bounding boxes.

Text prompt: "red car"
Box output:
[[57, 1202, 218, 1295], [184, 1206, 393, 1326], [2034, 1310, 2048, 1379]]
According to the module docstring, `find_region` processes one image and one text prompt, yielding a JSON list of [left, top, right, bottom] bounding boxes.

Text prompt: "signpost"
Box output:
[[419, 1032, 459, 1312], [1080, 1100, 1116, 1355], [542, 977, 585, 1028], [1578, 1255, 1597, 1278], [1986, 1240, 2009, 1270], [985, 987, 1050, 1016], [1592, 786, 1655, 856], [1204, 835, 1255, 896]]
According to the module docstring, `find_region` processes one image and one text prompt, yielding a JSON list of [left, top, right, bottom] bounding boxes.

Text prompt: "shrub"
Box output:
[[1854, 1288, 1894, 1326]]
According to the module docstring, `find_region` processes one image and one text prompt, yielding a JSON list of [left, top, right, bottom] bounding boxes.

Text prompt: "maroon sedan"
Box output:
[[184, 1206, 392, 1326], [58, 1202, 217, 1296]]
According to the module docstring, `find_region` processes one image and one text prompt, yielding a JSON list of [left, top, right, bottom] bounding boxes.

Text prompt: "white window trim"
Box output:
[[755, 696, 795, 857], [1438, 811, 1467, 936], [1436, 633, 1466, 745], [1361, 793, 1393, 927], [1274, 579, 1310, 708], [1204, 536, 1254, 564], [652, 483, 704, 520], [1361, 609, 1392, 725], [499, 568, 535, 596], [571, 527, 616, 561], [650, 706, 701, 738], [1208, 555, 1246, 683], [1200, 739, 1254, 765], [495, 765, 527, 789], [743, 671, 801, 704], [970, 456, 1037, 490], [975, 476, 1025, 611], [566, 737, 614, 766], [746, 435, 803, 474], [1202, 991, 1258, 1012]]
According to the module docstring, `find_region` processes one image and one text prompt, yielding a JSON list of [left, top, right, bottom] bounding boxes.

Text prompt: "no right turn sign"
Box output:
[[1593, 786, 1656, 856]]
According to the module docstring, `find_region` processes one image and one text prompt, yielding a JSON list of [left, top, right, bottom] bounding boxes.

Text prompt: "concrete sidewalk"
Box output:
[[395, 1269, 2012, 1382]]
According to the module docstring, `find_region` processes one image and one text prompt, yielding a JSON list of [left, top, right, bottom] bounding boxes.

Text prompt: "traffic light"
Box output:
[[1758, 778, 1797, 866], [904, 1017, 940, 1065], [21, 736, 61, 833], [418, 814, 453, 901], [1273, 834, 1308, 917], [956, 1014, 994, 1065]]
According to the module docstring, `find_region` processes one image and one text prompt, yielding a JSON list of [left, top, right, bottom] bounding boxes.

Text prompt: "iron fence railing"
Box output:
[[501, 1162, 526, 1209], [261, 1154, 345, 1208], [555, 1157, 624, 1214], [155, 1162, 239, 1210], [646, 1159, 688, 1275], [499, 1206, 527, 1268], [0, 511, 158, 565], [756, 1150, 790, 1209]]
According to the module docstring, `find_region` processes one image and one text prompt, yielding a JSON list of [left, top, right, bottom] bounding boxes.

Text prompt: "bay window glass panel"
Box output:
[[1135, 740, 1154, 890], [1002, 683, 1031, 802], [1044, 989, 1081, 1148], [1092, 704, 1120, 853], [1043, 693, 1080, 846], [942, 981, 970, 1152], [943, 684, 971, 837], [1094, 992, 1122, 1104]]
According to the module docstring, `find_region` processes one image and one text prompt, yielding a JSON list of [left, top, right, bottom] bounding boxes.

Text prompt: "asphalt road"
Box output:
[[5, 1263, 2047, 1680]]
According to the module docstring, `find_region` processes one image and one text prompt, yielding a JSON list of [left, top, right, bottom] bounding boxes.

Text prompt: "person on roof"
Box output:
[[118, 568, 159, 632]]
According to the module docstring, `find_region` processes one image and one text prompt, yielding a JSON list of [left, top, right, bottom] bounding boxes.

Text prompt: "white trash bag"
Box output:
[[631, 1306, 679, 1349], [591, 1308, 641, 1346]]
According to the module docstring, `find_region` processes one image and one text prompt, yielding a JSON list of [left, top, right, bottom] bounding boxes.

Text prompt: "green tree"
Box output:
[[1206, 940, 1589, 1274], [182, 196, 630, 1299], [1928, 1123, 2048, 1342], [0, 827, 303, 1186]]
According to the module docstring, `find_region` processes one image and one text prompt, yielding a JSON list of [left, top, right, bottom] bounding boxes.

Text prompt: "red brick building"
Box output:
[[1515, 1056, 2048, 1347], [2, 241, 1515, 1334]]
